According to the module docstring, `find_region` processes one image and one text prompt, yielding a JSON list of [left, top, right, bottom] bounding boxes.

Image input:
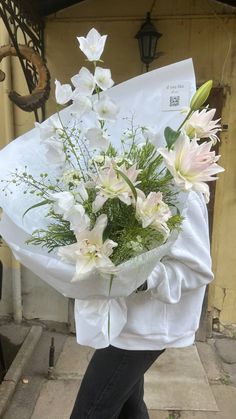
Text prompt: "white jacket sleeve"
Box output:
[[147, 191, 214, 304]]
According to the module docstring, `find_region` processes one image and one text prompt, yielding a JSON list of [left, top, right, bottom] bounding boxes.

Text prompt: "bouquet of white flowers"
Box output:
[[0, 28, 224, 345]]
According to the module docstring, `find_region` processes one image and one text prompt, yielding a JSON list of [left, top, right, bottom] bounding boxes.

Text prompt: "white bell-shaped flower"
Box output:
[[77, 28, 107, 62], [94, 96, 119, 121], [71, 67, 95, 96], [94, 67, 114, 91], [55, 79, 73, 105]]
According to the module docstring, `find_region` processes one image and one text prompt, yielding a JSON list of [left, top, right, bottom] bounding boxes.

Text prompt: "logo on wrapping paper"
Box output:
[[161, 81, 191, 111]]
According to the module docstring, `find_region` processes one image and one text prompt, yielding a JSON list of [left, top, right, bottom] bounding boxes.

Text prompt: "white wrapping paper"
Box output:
[[0, 59, 196, 347]]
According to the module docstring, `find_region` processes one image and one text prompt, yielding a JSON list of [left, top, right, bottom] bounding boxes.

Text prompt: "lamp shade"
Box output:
[[135, 12, 162, 67]]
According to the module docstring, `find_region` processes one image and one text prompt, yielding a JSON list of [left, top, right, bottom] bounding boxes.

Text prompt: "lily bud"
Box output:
[[190, 80, 213, 111]]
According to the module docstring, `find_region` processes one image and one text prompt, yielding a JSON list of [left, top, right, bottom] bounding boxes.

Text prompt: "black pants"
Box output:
[[69, 345, 165, 419]]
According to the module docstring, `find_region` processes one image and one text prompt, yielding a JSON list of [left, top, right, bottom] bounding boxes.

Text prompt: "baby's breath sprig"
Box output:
[[1, 167, 62, 198]]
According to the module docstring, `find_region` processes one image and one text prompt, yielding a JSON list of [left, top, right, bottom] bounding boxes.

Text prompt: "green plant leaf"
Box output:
[[115, 169, 137, 201], [164, 127, 180, 149], [23, 199, 50, 218]]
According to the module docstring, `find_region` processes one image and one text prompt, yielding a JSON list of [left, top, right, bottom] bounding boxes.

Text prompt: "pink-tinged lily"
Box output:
[[77, 28, 107, 62], [183, 108, 221, 144], [135, 191, 172, 240], [158, 134, 224, 202], [92, 162, 141, 212], [58, 214, 118, 281]]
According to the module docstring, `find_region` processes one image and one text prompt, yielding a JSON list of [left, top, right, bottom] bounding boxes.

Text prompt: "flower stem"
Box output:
[[56, 109, 85, 180], [93, 61, 106, 132], [177, 109, 193, 132]]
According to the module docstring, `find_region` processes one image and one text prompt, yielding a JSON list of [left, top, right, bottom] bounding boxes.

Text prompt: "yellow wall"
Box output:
[[0, 0, 236, 325]]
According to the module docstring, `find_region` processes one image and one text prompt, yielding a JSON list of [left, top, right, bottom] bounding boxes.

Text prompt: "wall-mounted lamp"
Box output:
[[135, 12, 163, 72]]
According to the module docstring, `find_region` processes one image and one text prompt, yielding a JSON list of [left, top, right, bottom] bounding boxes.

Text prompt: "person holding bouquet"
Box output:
[[0, 28, 224, 419], [66, 30, 221, 419]]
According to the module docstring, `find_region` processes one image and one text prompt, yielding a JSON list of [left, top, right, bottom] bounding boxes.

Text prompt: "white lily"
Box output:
[[48, 191, 75, 217], [136, 191, 171, 240], [94, 96, 119, 121], [158, 133, 224, 202], [92, 162, 141, 212], [86, 128, 109, 150], [183, 108, 221, 144], [70, 95, 92, 117], [65, 204, 90, 234], [71, 67, 95, 96], [94, 67, 114, 91], [58, 214, 118, 281], [49, 189, 89, 233], [55, 79, 73, 105], [77, 28, 107, 62]]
